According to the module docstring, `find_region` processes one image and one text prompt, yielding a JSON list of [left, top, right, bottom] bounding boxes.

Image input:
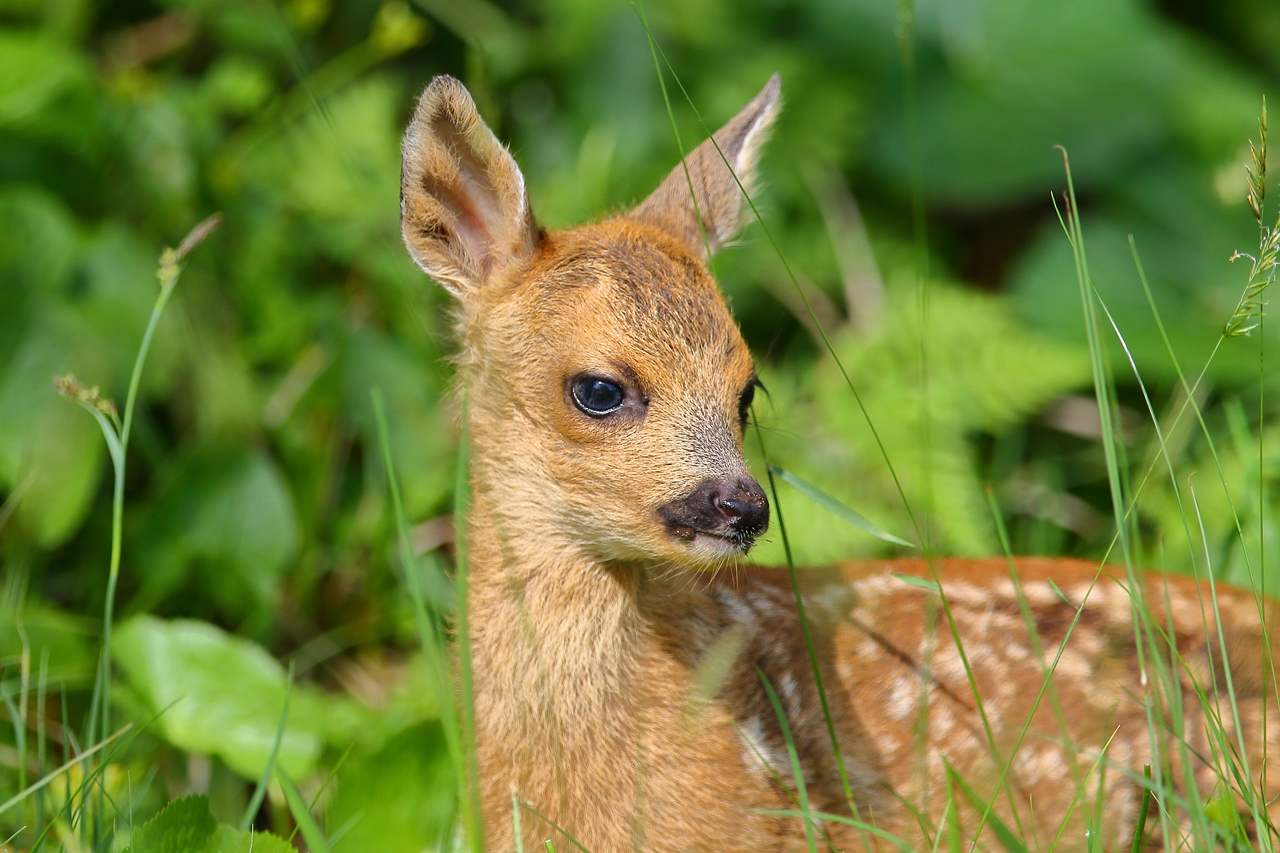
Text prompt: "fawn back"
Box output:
[[399, 75, 1280, 852]]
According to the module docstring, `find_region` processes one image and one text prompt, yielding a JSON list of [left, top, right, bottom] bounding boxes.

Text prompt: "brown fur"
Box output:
[[400, 75, 1280, 851]]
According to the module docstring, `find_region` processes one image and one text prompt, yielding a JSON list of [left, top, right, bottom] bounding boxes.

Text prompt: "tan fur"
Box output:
[[400, 75, 1280, 851]]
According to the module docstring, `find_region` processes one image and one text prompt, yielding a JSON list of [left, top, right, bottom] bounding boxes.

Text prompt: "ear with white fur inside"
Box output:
[[400, 75, 538, 298]]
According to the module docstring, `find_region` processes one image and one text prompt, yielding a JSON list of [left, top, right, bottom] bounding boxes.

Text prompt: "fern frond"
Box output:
[[750, 279, 1088, 563]]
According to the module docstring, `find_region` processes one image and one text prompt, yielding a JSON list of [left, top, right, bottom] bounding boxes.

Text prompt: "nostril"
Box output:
[[715, 495, 747, 521]]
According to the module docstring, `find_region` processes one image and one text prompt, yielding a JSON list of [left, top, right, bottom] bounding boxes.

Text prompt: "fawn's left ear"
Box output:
[[631, 74, 781, 260], [400, 75, 538, 298]]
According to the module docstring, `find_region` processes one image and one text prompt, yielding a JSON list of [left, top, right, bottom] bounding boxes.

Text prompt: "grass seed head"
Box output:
[[54, 373, 118, 419]]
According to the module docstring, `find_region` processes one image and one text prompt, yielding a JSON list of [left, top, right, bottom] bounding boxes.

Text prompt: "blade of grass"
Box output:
[[454, 407, 483, 853], [769, 466, 914, 547], [371, 390, 464, 768], [1055, 149, 1135, 574], [327, 810, 363, 848], [1130, 231, 1278, 848], [894, 0, 937, 554], [35, 648, 47, 847], [55, 214, 220, 812], [750, 809, 916, 853], [1055, 153, 1220, 853], [734, 721, 840, 853], [285, 738, 354, 844], [944, 780, 961, 853], [1187, 476, 1266, 838], [944, 760, 1029, 853], [1128, 764, 1152, 853], [239, 661, 293, 831], [1047, 727, 1120, 853], [0, 471, 34, 535], [753, 414, 872, 846], [512, 792, 524, 853], [516, 801, 594, 853], [983, 485, 1080, 777], [20, 712, 146, 850], [758, 667, 818, 853], [4, 722, 133, 820], [278, 768, 332, 853], [890, 573, 939, 593], [1089, 278, 1205, 839]]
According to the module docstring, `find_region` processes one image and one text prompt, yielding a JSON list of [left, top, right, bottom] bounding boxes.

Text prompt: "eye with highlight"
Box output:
[[571, 375, 626, 417]]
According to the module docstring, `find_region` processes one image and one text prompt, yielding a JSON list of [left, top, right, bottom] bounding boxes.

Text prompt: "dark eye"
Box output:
[[571, 376, 625, 416], [738, 381, 757, 429]]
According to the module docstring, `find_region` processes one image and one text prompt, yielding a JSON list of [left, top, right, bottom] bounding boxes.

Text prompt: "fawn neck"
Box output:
[[463, 369, 686, 726]]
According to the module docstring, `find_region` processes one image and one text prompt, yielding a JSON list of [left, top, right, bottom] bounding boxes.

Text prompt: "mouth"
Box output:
[[664, 522, 756, 554]]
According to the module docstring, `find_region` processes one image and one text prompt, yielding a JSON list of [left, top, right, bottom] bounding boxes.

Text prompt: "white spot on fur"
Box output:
[[888, 676, 917, 721], [738, 717, 788, 775], [778, 672, 799, 711]]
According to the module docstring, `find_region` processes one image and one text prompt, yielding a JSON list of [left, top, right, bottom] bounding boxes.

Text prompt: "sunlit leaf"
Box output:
[[125, 795, 292, 853], [113, 616, 322, 779]]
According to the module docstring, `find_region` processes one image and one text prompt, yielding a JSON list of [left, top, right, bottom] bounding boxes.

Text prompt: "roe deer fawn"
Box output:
[[399, 74, 1280, 852]]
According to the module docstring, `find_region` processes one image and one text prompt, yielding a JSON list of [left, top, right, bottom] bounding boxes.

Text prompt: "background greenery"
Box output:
[[1, 0, 1278, 849]]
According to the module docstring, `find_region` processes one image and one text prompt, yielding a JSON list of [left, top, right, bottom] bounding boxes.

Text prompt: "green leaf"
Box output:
[[0, 187, 76, 350], [342, 330, 454, 519], [128, 795, 217, 853], [135, 446, 300, 615], [112, 616, 322, 779], [0, 31, 91, 125], [0, 321, 106, 546], [868, 0, 1180, 205], [890, 573, 939, 593], [126, 795, 292, 853], [327, 727, 456, 852], [769, 465, 913, 547], [1204, 786, 1249, 846], [1047, 579, 1076, 610], [0, 604, 97, 689], [208, 825, 293, 853]]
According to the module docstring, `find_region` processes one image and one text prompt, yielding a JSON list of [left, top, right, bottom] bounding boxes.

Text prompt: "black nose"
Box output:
[[710, 478, 770, 536], [657, 476, 770, 546]]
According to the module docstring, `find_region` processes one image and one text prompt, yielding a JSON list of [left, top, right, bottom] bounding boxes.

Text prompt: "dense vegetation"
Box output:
[[1, 0, 1278, 849]]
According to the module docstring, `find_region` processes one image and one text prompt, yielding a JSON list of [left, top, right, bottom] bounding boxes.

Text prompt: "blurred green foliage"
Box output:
[[123, 795, 294, 853], [1, 0, 1278, 848]]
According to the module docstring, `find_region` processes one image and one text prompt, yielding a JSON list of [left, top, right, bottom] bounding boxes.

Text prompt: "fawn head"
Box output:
[[400, 75, 780, 568]]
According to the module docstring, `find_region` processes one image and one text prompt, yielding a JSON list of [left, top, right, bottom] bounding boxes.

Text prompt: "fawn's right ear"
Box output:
[[631, 74, 780, 261], [400, 76, 538, 298]]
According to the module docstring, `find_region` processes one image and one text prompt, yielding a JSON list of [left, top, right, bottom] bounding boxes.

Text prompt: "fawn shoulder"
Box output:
[[399, 75, 1280, 852]]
